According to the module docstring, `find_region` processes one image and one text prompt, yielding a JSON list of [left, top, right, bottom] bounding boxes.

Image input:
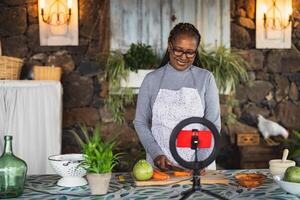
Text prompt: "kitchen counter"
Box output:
[[6, 169, 299, 200]]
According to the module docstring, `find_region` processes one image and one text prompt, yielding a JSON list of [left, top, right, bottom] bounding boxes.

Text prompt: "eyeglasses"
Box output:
[[170, 43, 197, 59]]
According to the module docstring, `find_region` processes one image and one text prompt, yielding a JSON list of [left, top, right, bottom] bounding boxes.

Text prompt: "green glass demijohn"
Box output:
[[0, 135, 27, 198]]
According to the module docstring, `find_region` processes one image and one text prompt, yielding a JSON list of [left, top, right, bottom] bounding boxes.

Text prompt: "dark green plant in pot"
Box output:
[[124, 43, 160, 71]]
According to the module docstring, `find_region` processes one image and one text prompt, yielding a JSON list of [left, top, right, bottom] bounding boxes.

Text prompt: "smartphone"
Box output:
[[176, 130, 212, 148]]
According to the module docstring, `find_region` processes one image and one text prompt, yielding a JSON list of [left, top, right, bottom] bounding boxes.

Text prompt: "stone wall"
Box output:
[[229, 0, 300, 134], [218, 0, 300, 168], [1, 0, 300, 170]]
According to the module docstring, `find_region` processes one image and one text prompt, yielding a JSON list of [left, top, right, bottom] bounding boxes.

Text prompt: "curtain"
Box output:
[[0, 81, 62, 174]]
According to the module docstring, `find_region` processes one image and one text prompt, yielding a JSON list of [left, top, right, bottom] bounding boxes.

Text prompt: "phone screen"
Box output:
[[176, 130, 212, 148]]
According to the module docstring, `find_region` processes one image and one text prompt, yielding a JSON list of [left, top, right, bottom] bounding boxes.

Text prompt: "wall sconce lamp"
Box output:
[[256, 0, 292, 48], [261, 0, 293, 30], [38, 0, 78, 46], [39, 0, 72, 26]]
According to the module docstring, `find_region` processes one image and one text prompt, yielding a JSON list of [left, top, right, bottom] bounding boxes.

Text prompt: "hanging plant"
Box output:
[[99, 51, 134, 124], [199, 46, 249, 94]]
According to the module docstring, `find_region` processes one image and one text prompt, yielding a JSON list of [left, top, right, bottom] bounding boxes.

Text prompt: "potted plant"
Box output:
[[121, 43, 160, 89], [71, 124, 121, 195], [199, 46, 249, 95], [99, 51, 135, 124], [98, 46, 159, 124], [282, 130, 300, 166]]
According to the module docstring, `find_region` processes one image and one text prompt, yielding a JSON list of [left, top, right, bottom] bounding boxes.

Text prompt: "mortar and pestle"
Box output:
[[269, 149, 296, 176]]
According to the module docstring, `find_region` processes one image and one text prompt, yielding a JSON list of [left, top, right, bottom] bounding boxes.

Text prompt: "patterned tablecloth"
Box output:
[[5, 169, 300, 200]]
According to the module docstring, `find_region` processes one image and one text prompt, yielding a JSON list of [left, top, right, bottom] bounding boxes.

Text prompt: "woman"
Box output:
[[134, 23, 221, 171]]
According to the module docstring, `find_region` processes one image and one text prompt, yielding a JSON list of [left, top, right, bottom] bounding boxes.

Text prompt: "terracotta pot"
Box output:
[[86, 173, 111, 195]]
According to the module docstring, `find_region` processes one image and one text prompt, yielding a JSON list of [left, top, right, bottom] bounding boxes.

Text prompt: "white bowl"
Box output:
[[269, 159, 296, 176], [48, 154, 87, 187], [274, 175, 300, 197]]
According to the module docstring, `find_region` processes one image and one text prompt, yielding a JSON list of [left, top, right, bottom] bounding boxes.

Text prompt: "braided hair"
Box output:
[[159, 22, 202, 68]]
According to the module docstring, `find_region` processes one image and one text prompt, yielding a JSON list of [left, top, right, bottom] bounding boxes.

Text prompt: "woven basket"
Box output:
[[33, 66, 62, 81], [0, 41, 23, 80]]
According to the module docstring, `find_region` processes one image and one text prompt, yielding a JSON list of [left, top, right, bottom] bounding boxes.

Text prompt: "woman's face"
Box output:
[[168, 34, 198, 71]]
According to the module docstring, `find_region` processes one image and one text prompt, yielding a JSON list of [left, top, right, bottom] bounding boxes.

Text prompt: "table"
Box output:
[[0, 80, 62, 174], [7, 169, 300, 200]]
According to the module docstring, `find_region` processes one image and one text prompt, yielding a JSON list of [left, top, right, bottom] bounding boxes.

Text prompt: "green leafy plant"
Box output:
[[282, 130, 300, 159], [105, 51, 129, 92], [101, 51, 135, 124], [199, 46, 249, 94], [124, 43, 160, 71], [70, 124, 122, 174], [104, 90, 134, 124]]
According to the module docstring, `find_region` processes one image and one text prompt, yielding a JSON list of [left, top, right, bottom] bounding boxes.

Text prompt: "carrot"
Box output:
[[173, 171, 191, 177], [153, 169, 167, 175], [152, 170, 170, 180]]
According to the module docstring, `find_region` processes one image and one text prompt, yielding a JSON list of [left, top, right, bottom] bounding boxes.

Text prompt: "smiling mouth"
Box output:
[[176, 59, 189, 65]]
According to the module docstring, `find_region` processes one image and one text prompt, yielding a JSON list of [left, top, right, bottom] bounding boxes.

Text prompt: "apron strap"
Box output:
[[157, 65, 167, 90], [190, 67, 197, 88]]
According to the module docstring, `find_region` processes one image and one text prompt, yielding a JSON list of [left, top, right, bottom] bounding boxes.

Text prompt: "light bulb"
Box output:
[[287, 6, 293, 16], [261, 4, 267, 14], [40, 0, 45, 9], [67, 0, 72, 9]]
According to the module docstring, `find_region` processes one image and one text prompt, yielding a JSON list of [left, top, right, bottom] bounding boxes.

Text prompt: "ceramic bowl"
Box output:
[[274, 175, 300, 197], [235, 173, 266, 188], [48, 154, 87, 187], [269, 159, 296, 176]]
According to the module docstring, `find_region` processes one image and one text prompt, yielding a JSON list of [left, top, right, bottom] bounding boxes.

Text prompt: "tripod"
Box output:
[[179, 130, 229, 200]]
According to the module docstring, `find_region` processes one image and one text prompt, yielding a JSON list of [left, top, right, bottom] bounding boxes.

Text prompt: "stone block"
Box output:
[[0, 7, 27, 36], [246, 80, 274, 103], [289, 82, 299, 101], [2, 35, 28, 58], [237, 17, 255, 29], [63, 107, 100, 128], [277, 101, 300, 129], [238, 49, 264, 71], [62, 73, 94, 108], [231, 23, 251, 49]]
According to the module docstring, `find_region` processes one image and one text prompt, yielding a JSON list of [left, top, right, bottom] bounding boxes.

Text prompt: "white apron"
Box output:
[[147, 66, 216, 170]]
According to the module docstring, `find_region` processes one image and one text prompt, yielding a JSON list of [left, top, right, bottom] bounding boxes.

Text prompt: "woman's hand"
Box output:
[[154, 155, 172, 171], [200, 169, 205, 176], [154, 155, 206, 175]]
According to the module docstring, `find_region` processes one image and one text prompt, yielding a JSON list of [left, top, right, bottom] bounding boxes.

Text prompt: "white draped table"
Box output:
[[0, 80, 62, 174]]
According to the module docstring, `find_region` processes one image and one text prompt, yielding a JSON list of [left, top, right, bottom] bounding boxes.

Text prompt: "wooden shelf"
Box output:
[[239, 143, 281, 169]]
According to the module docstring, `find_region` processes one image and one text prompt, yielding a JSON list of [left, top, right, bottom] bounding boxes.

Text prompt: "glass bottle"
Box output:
[[0, 135, 27, 198]]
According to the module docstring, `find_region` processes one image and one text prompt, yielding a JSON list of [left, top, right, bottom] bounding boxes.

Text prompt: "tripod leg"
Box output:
[[180, 188, 194, 200], [202, 189, 229, 200]]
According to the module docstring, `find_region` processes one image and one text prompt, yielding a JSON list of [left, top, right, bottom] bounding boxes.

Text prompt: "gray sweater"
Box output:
[[134, 63, 221, 161]]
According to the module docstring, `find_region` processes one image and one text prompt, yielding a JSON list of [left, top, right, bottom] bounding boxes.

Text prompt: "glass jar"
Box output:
[[0, 135, 27, 198]]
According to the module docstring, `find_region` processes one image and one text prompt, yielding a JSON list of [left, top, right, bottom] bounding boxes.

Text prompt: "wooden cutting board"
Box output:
[[134, 170, 229, 186]]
